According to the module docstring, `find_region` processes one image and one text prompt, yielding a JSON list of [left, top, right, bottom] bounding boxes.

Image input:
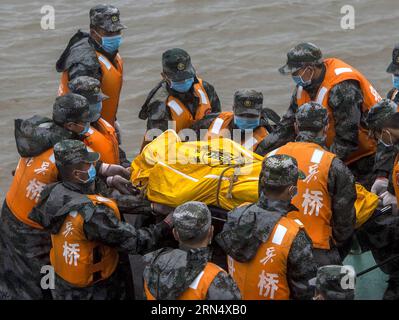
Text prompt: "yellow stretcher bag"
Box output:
[[130, 130, 378, 226]]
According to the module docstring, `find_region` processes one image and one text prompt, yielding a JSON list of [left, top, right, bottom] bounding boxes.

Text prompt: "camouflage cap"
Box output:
[[260, 154, 306, 187], [172, 201, 212, 242], [312, 265, 356, 300], [279, 42, 323, 75], [162, 48, 196, 82], [68, 76, 108, 104], [89, 4, 126, 33], [365, 98, 398, 131], [54, 139, 100, 167], [386, 43, 399, 74], [52, 93, 93, 125], [233, 89, 263, 116], [295, 102, 328, 132]]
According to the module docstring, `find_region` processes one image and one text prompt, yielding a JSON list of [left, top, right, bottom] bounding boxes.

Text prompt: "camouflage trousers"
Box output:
[[0, 202, 51, 299], [51, 264, 127, 300]]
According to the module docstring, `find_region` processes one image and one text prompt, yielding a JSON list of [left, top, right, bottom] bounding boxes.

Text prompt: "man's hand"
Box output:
[[371, 177, 389, 196], [106, 175, 135, 195], [380, 191, 398, 214], [100, 163, 131, 179]]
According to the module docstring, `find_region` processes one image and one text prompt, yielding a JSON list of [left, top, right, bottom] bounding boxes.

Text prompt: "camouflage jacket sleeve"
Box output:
[[327, 158, 356, 248], [206, 272, 242, 300], [287, 229, 317, 300], [255, 91, 298, 156], [328, 80, 363, 160], [373, 142, 396, 178], [83, 204, 171, 255], [202, 80, 221, 113]]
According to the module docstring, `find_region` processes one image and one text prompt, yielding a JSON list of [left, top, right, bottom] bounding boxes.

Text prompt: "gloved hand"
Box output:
[[100, 163, 131, 179], [106, 175, 135, 195], [371, 177, 389, 196], [380, 191, 397, 207]]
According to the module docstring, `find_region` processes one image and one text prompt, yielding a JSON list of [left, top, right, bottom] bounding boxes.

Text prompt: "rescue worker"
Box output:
[[0, 94, 133, 300], [28, 140, 173, 300], [311, 265, 356, 300], [256, 42, 382, 188], [371, 44, 399, 197], [361, 99, 399, 300], [267, 102, 356, 266], [56, 4, 125, 127], [138, 48, 221, 148], [68, 76, 130, 167], [143, 201, 241, 300], [216, 154, 317, 300], [192, 89, 271, 153]]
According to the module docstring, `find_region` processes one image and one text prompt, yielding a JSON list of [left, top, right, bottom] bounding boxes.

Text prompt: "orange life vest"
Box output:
[[58, 52, 123, 127], [228, 215, 303, 300], [50, 194, 121, 287], [144, 262, 223, 300], [270, 142, 335, 249], [296, 58, 380, 164], [5, 148, 58, 229], [204, 111, 269, 151], [83, 118, 119, 164], [166, 78, 212, 133], [393, 154, 399, 205]]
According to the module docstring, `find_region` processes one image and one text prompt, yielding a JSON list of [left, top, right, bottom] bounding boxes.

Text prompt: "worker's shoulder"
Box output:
[[64, 36, 99, 70]]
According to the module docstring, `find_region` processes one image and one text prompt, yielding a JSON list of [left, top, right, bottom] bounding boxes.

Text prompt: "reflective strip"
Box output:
[[189, 270, 205, 289], [96, 196, 111, 203], [211, 118, 224, 134], [98, 55, 112, 70], [49, 153, 55, 164], [243, 137, 257, 150], [294, 219, 304, 226], [168, 100, 184, 116], [310, 149, 324, 164], [158, 161, 199, 182], [296, 86, 303, 100], [316, 87, 328, 105], [100, 118, 113, 128], [197, 89, 208, 105], [87, 128, 95, 135], [334, 67, 353, 75], [272, 224, 287, 245], [267, 148, 280, 158]]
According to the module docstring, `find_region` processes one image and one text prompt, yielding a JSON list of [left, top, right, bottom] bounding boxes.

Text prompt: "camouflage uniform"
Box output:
[[68, 76, 130, 166], [256, 43, 376, 188], [143, 201, 241, 300], [216, 155, 317, 300], [191, 90, 276, 147], [359, 100, 399, 300], [293, 103, 357, 265], [138, 48, 221, 133], [28, 140, 171, 300], [56, 5, 126, 82], [311, 265, 356, 300], [0, 97, 90, 300]]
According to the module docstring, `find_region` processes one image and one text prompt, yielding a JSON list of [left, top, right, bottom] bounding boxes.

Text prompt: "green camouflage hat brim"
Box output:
[[164, 65, 196, 82], [278, 63, 304, 75]]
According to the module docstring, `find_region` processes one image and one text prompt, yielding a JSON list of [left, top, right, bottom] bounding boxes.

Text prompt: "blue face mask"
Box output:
[[170, 77, 194, 93], [90, 101, 102, 121], [292, 67, 313, 87], [101, 35, 122, 54], [76, 164, 96, 184], [392, 75, 399, 89], [234, 115, 260, 130]]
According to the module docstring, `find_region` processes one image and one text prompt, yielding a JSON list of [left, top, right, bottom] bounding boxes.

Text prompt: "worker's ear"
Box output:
[[172, 228, 179, 242]]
